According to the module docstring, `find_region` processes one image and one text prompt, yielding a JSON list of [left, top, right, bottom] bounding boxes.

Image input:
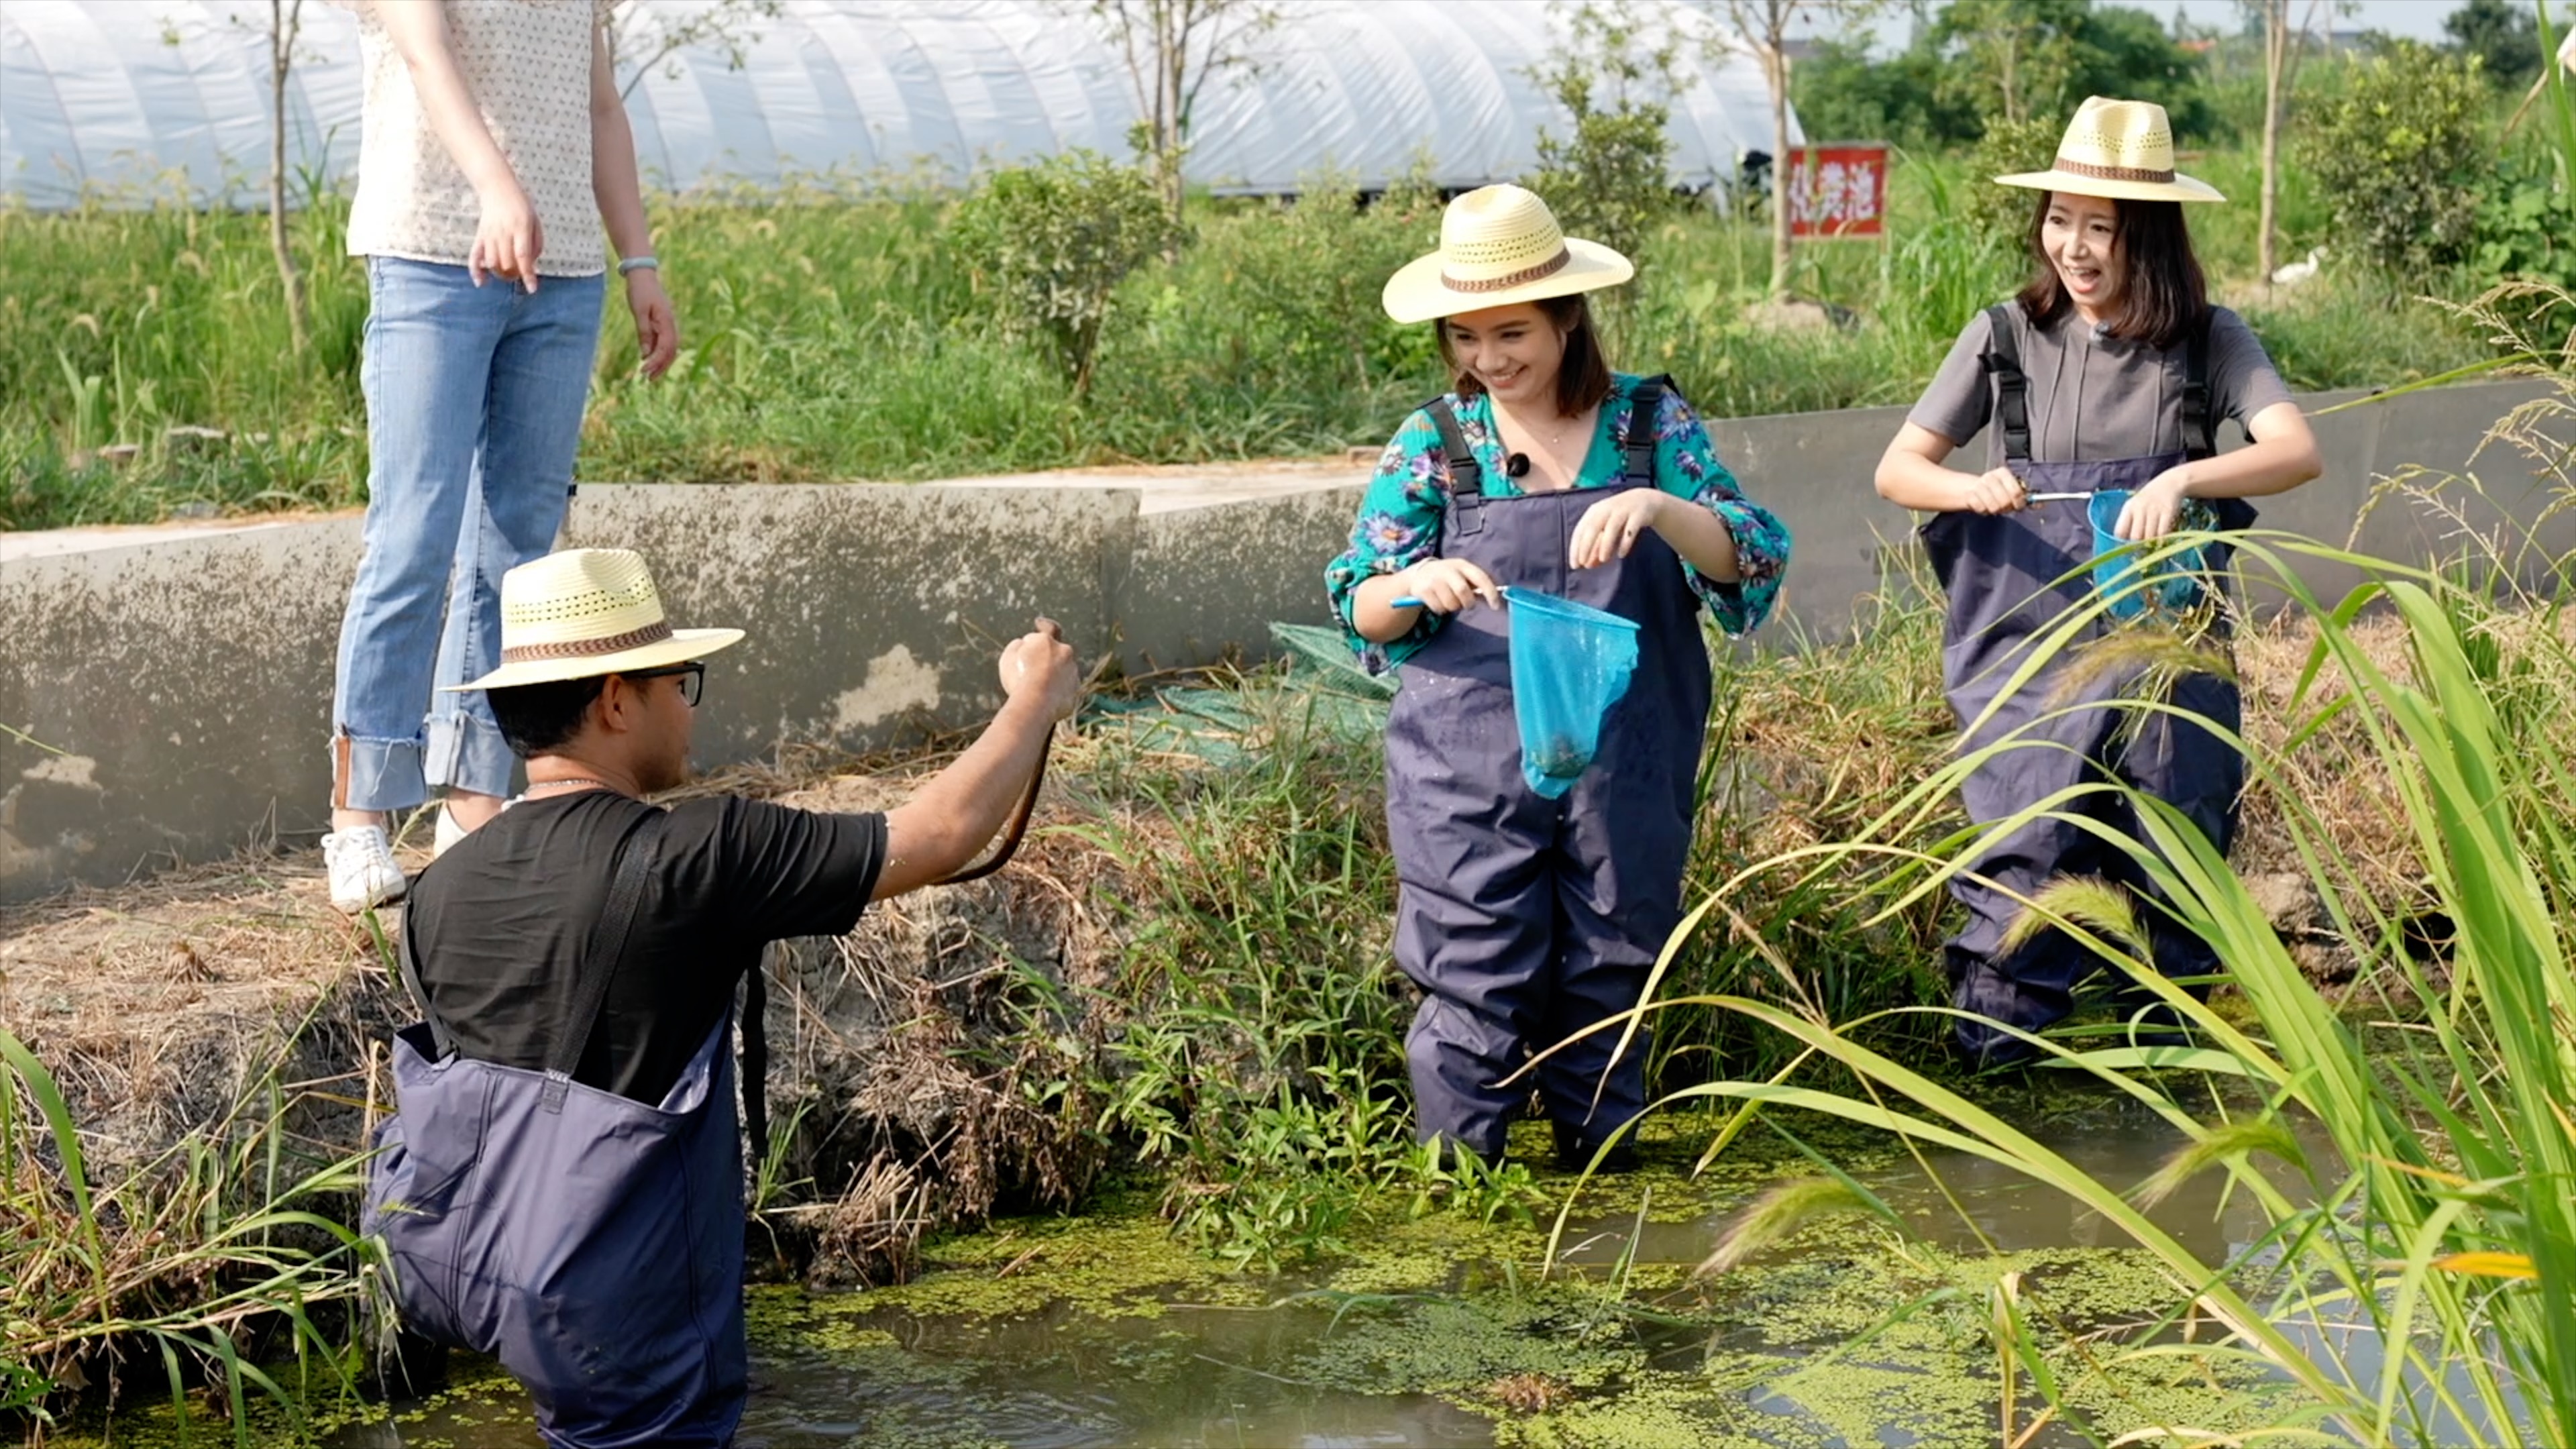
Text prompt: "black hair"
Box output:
[[487, 675, 608, 760], [2015, 193, 2208, 351], [1436, 292, 1617, 418]]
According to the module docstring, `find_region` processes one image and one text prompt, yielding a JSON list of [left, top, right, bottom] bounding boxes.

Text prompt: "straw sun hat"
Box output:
[[1382, 184, 1633, 325], [450, 547, 743, 692], [1996, 96, 2224, 205]]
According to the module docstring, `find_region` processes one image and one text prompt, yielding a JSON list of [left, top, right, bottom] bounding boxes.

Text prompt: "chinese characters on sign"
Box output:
[[1785, 144, 1888, 239]]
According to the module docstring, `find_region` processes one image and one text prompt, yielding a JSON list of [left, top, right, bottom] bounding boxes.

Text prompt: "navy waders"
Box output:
[[367, 814, 753, 1448], [1919, 306, 2253, 1065], [1385, 379, 1712, 1164]]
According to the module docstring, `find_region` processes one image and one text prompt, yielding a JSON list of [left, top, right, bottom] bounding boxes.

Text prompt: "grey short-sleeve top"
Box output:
[[1907, 305, 2295, 469]]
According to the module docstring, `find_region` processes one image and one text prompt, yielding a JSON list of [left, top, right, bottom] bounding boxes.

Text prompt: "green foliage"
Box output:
[[1797, 1, 2214, 150], [1524, 2, 1684, 270], [1791, 37, 1982, 150], [1091, 166, 1442, 414], [2445, 0, 2545, 89], [1959, 112, 2059, 246], [1658, 298, 2576, 1440], [946, 150, 1184, 394], [2298, 41, 2495, 274], [2, 1022, 372, 1436], [1931, 0, 2214, 140], [2476, 163, 2576, 290]]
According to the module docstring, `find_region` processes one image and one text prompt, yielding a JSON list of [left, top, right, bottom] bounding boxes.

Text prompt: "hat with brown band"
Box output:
[[1381, 184, 1635, 325], [447, 547, 744, 692], [1995, 96, 2225, 204]]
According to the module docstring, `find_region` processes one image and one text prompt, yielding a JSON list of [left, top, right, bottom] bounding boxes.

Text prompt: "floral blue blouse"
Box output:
[[1325, 374, 1792, 673]]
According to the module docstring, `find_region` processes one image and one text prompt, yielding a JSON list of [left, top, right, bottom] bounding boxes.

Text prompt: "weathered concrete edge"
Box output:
[[5, 378, 2568, 904]]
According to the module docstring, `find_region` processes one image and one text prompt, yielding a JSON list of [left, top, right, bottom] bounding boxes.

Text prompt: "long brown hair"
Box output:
[[1436, 293, 1616, 417], [2015, 192, 2208, 350]]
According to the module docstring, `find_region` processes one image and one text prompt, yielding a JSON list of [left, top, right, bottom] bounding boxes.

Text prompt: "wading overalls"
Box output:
[[1385, 378, 1712, 1163], [1920, 305, 2253, 1065], [367, 815, 752, 1448]]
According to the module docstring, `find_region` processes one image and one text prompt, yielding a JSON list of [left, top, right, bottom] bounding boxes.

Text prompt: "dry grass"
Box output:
[[0, 855, 398, 1179]]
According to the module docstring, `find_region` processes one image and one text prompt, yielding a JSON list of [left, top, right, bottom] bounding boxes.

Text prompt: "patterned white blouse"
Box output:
[[334, 0, 617, 277]]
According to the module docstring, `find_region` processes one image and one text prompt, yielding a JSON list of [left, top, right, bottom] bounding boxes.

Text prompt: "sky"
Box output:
[[1815, 0, 2473, 50]]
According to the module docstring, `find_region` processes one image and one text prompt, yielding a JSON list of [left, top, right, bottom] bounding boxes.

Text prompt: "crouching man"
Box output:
[[363, 547, 1081, 1446]]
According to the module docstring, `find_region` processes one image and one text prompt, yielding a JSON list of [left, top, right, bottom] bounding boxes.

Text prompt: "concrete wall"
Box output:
[[4, 378, 2568, 904]]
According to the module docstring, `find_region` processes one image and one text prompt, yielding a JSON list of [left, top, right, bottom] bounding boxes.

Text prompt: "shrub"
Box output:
[[1525, 1, 1684, 268], [1960, 112, 2061, 248], [2298, 42, 2492, 274], [947, 150, 1185, 395]]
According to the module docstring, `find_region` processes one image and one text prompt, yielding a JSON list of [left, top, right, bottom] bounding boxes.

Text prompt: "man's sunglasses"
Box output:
[[623, 661, 705, 707]]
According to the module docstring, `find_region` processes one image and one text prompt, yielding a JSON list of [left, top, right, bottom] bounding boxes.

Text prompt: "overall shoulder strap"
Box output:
[[1623, 375, 1668, 487], [2180, 308, 2216, 462], [1980, 303, 2031, 464], [741, 954, 769, 1173], [394, 900, 456, 1061], [1426, 397, 1483, 498], [541, 809, 666, 1113]]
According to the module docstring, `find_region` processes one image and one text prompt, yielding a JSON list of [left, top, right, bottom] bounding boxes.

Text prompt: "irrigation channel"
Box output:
[[261, 1093, 2465, 1449]]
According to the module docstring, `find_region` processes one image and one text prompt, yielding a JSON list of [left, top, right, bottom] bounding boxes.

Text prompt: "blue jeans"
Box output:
[[331, 258, 604, 812]]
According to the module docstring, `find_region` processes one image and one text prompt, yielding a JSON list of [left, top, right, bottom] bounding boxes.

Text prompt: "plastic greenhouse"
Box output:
[[1, 0, 1799, 211]]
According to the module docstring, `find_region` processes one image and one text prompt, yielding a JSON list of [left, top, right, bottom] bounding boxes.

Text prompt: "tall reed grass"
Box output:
[[1, 1016, 372, 1442], [1630, 288, 2576, 1444]]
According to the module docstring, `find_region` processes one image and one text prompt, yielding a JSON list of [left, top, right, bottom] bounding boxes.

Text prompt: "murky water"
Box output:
[[316, 1095, 2471, 1448]]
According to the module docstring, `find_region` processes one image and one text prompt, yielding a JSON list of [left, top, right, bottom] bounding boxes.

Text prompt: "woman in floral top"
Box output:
[[1326, 184, 1790, 1173]]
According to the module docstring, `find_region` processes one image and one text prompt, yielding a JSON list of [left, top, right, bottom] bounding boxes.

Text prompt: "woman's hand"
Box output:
[[470, 180, 543, 290], [2112, 472, 2190, 541], [1395, 557, 1501, 614], [1956, 467, 2028, 515], [1568, 490, 1668, 570], [625, 269, 679, 379]]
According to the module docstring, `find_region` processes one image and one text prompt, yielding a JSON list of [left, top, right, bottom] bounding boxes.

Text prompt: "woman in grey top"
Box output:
[[1872, 97, 2321, 1069]]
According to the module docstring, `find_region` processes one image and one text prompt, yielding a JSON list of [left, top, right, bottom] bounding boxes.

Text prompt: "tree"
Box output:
[[1527, 1, 1686, 280], [191, 4, 315, 352], [1725, 0, 1890, 303], [2252, 0, 2325, 286], [606, 0, 782, 102], [1934, 0, 2082, 125], [1081, 0, 1279, 235], [262, 0, 309, 354], [2445, 0, 2542, 89]]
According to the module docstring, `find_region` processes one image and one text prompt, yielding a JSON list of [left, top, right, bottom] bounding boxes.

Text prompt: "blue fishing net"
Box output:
[[2088, 490, 2222, 620], [1504, 586, 1640, 799]]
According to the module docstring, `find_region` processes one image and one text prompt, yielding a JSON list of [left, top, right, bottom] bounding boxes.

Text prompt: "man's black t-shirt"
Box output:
[[402, 791, 887, 1104]]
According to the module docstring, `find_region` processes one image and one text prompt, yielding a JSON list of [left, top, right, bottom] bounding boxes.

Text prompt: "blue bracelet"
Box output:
[[616, 256, 659, 276]]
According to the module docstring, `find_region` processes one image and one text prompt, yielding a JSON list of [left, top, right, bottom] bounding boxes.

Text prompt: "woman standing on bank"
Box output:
[[321, 0, 680, 912], [1327, 185, 1790, 1170], [1873, 97, 2321, 1067]]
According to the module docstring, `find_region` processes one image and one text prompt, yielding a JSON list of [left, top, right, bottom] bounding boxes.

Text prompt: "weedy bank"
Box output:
[[2, 140, 2495, 532]]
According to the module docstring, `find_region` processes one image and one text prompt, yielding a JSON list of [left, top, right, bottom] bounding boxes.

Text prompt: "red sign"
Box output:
[[1786, 143, 1888, 238]]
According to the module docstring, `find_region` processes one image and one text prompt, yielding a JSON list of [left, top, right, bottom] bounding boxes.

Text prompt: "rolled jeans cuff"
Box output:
[[336, 734, 427, 815], [427, 708, 516, 800]]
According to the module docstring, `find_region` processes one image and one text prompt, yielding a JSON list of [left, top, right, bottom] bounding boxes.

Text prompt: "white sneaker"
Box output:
[[323, 826, 408, 914], [433, 806, 467, 859]]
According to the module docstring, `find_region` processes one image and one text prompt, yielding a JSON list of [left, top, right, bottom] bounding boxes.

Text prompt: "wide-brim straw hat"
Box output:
[[1996, 96, 2224, 204], [1382, 184, 1633, 325], [449, 547, 744, 692]]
